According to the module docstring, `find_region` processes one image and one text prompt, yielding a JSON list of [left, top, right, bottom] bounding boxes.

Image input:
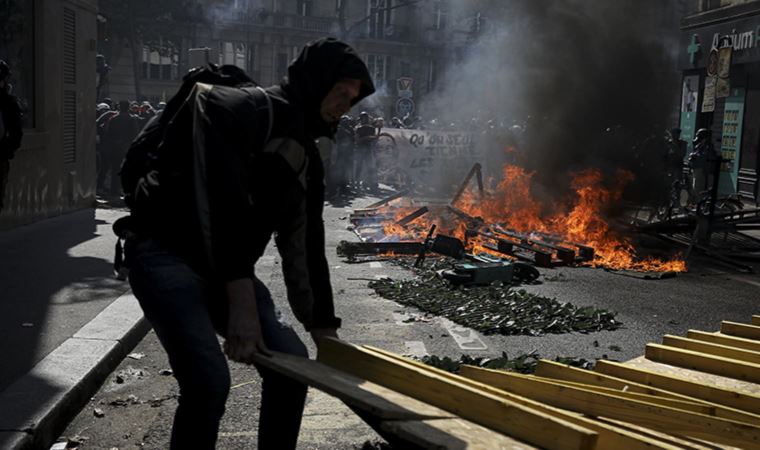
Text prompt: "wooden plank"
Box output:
[[529, 375, 715, 415], [752, 316, 760, 326], [721, 321, 760, 341], [380, 418, 539, 450], [364, 346, 683, 450], [596, 359, 760, 415], [536, 360, 707, 402], [537, 360, 760, 425], [252, 351, 449, 420], [251, 351, 538, 449], [460, 365, 760, 449], [646, 343, 760, 384], [688, 330, 760, 354], [663, 335, 760, 365], [317, 339, 599, 450], [595, 418, 729, 450]]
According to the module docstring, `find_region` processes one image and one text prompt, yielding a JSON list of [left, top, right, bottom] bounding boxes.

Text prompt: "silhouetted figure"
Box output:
[[0, 60, 23, 213]]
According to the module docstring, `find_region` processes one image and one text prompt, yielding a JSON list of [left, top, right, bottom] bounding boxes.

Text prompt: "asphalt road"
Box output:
[[58, 192, 760, 449]]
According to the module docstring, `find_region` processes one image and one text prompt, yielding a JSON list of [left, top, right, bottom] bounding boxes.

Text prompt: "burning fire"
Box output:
[[456, 165, 686, 272], [372, 162, 686, 273]]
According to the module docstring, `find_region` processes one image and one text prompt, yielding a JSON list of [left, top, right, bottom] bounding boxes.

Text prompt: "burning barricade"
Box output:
[[341, 161, 687, 274]]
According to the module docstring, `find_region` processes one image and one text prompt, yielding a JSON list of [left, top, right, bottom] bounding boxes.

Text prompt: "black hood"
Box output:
[[281, 38, 375, 140]]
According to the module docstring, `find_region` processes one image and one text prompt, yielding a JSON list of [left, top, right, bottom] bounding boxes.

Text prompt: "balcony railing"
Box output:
[[228, 10, 339, 34]]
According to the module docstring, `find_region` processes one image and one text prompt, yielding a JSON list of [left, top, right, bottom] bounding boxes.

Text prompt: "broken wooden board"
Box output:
[[251, 351, 537, 449], [600, 358, 760, 414], [459, 365, 760, 449], [646, 343, 760, 384], [537, 360, 760, 424], [317, 338, 599, 450], [366, 346, 681, 450], [687, 330, 760, 354]]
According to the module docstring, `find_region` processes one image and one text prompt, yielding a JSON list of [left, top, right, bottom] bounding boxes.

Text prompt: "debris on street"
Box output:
[[419, 352, 596, 374], [369, 258, 621, 336]]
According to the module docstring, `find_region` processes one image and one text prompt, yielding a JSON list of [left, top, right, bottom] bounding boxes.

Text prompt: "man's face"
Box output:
[[320, 79, 361, 124]]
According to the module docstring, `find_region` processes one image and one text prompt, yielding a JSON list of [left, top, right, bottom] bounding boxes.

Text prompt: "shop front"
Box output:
[[680, 4, 760, 201]]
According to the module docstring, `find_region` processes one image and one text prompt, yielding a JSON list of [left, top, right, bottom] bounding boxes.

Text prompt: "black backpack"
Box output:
[[113, 64, 271, 276]]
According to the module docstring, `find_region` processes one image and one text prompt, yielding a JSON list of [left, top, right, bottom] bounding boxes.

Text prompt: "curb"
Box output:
[[0, 292, 150, 450]]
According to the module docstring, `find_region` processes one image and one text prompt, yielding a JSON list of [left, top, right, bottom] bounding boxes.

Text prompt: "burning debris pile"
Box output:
[[347, 163, 687, 274], [369, 257, 621, 336]]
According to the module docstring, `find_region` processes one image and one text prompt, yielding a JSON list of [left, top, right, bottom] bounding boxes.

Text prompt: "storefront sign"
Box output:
[[679, 14, 760, 69], [719, 88, 745, 195], [681, 75, 700, 154]]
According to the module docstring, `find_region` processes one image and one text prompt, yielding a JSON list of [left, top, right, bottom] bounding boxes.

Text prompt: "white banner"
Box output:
[[374, 129, 482, 190]]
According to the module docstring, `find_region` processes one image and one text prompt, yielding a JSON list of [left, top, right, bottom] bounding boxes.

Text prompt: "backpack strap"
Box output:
[[255, 86, 273, 145]]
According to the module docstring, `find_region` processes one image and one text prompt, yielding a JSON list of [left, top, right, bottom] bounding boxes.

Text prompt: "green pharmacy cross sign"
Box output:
[[688, 34, 701, 65]]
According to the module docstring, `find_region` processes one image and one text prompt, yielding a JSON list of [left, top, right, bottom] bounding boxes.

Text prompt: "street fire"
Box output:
[[357, 162, 686, 273], [459, 164, 687, 272]]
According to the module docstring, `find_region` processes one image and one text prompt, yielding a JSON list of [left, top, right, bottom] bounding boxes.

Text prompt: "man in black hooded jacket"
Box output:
[[126, 38, 374, 449]]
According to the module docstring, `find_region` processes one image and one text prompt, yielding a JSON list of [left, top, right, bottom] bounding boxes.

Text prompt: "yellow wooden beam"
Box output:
[[537, 359, 760, 424], [752, 315, 760, 326], [687, 330, 760, 353], [363, 346, 685, 450], [722, 321, 760, 340], [646, 343, 760, 384], [663, 335, 760, 365], [596, 359, 760, 414], [536, 360, 701, 401], [459, 365, 760, 449], [317, 338, 598, 450], [528, 375, 714, 415]]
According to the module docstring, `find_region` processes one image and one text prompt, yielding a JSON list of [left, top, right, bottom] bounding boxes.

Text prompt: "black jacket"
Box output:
[[150, 38, 374, 331]]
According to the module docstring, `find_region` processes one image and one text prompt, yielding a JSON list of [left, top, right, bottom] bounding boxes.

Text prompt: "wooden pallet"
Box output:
[[257, 313, 760, 449]]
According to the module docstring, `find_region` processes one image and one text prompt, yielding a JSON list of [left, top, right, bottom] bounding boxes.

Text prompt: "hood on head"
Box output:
[[282, 37, 375, 139]]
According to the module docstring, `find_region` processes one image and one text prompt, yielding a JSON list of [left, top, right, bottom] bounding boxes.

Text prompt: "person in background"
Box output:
[[353, 111, 379, 192], [0, 60, 23, 214], [98, 100, 139, 196]]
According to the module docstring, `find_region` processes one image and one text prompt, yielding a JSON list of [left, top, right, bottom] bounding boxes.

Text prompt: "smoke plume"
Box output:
[[421, 0, 684, 204]]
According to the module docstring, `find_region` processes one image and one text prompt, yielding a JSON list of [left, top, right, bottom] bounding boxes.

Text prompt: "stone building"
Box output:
[[99, 0, 481, 120], [0, 0, 98, 228]]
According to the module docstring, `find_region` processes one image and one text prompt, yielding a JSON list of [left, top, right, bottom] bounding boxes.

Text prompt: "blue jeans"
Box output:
[[128, 238, 308, 450]]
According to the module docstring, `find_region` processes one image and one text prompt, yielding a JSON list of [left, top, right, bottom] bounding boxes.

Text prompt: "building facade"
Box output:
[[0, 0, 98, 228], [98, 0, 478, 120], [679, 0, 760, 200]]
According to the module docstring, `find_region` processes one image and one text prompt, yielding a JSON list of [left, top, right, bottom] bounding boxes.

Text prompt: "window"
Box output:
[[366, 54, 388, 85], [233, 0, 248, 10], [433, 0, 448, 30], [297, 0, 312, 16], [219, 41, 248, 71], [400, 61, 411, 77], [142, 39, 179, 81], [369, 0, 393, 39], [0, 0, 35, 127]]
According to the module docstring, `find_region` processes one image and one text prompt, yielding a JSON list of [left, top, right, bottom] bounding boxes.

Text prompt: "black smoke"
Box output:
[[421, 0, 684, 204]]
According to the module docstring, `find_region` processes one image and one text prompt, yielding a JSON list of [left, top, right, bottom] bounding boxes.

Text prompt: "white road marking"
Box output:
[[440, 318, 488, 351], [369, 261, 383, 269], [404, 341, 429, 357], [728, 276, 760, 289]]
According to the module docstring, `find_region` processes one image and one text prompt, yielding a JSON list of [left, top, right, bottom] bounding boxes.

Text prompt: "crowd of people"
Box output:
[[95, 98, 165, 196]]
